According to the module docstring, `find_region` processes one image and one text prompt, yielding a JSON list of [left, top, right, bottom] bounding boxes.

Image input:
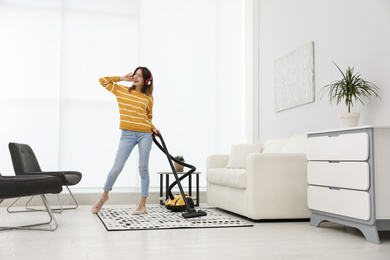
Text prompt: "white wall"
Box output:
[[258, 0, 390, 142]]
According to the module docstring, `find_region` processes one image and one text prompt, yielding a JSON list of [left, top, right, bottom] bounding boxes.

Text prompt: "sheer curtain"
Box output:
[[58, 0, 141, 189], [0, 0, 243, 191], [0, 0, 61, 174]]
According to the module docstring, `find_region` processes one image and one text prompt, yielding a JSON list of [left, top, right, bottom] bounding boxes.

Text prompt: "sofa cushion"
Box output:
[[225, 144, 262, 169], [280, 134, 307, 153], [207, 168, 246, 189], [261, 138, 288, 153]]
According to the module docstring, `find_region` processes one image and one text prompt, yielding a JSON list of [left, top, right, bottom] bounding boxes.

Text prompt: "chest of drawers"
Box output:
[[307, 126, 390, 244]]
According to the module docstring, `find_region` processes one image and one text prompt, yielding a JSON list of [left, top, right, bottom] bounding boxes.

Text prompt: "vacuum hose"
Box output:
[[152, 133, 207, 218]]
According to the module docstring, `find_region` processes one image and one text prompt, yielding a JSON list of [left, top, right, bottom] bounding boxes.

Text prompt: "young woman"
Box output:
[[92, 66, 160, 215]]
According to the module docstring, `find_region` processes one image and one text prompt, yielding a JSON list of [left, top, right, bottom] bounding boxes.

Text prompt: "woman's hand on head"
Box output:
[[119, 72, 133, 82]]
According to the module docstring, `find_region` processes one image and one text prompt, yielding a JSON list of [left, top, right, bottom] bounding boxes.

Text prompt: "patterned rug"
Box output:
[[97, 206, 253, 231]]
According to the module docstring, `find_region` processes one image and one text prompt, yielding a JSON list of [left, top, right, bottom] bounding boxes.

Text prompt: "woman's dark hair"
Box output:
[[128, 66, 153, 96]]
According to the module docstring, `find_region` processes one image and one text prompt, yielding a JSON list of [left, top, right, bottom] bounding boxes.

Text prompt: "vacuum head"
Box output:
[[165, 194, 206, 218], [182, 209, 207, 219]]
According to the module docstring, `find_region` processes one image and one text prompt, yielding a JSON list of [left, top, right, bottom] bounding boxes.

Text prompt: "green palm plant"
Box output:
[[174, 155, 184, 162], [320, 62, 380, 112]]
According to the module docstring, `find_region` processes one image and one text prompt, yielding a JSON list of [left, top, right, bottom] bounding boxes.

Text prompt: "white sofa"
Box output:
[[206, 134, 311, 220]]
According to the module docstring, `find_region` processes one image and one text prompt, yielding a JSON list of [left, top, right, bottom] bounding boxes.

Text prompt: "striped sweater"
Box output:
[[99, 76, 156, 133]]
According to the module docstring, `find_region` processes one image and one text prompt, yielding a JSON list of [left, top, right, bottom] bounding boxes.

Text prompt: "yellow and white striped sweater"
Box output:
[[99, 76, 156, 133]]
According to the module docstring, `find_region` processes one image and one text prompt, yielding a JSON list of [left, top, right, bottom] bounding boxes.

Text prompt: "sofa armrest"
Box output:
[[206, 155, 230, 169], [245, 153, 309, 218]]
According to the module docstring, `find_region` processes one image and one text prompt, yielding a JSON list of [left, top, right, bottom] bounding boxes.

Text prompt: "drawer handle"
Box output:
[[329, 187, 341, 190], [329, 161, 340, 163]]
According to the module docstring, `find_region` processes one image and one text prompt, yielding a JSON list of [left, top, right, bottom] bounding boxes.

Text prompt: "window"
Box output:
[[0, 0, 243, 191]]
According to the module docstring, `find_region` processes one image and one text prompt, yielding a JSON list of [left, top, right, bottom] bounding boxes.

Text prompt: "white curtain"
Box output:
[[0, 0, 243, 190], [58, 0, 141, 189], [0, 0, 61, 172]]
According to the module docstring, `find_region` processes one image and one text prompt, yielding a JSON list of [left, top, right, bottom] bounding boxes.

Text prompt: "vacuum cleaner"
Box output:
[[153, 133, 207, 219]]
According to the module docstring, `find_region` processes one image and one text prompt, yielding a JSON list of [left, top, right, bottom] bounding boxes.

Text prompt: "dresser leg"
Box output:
[[309, 212, 323, 227], [359, 224, 380, 244], [310, 212, 380, 244]]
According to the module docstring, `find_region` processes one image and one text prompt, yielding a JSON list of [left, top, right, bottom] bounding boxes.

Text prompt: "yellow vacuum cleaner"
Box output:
[[165, 193, 194, 212], [153, 133, 207, 218]]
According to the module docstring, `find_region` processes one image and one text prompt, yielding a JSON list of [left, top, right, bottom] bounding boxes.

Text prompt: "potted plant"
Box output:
[[174, 155, 185, 172], [320, 62, 380, 128]]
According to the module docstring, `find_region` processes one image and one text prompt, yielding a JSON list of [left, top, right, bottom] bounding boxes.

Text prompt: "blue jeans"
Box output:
[[103, 130, 153, 197]]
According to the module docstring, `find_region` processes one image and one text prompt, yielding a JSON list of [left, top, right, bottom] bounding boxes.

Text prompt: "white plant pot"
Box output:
[[337, 112, 360, 128]]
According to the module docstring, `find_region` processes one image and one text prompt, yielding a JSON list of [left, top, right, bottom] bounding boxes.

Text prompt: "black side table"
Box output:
[[157, 171, 201, 206]]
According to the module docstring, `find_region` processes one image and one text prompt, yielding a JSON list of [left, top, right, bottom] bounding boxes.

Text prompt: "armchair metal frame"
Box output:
[[6, 186, 78, 214], [0, 195, 58, 231], [0, 174, 62, 231]]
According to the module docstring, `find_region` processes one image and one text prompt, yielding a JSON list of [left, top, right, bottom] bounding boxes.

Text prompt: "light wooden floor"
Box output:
[[1, 204, 390, 260]]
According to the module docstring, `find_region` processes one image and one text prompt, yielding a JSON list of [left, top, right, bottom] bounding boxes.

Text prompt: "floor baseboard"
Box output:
[[0, 190, 207, 207]]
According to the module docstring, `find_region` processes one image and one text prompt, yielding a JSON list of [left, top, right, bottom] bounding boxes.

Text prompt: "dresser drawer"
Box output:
[[307, 133, 369, 161], [308, 186, 371, 221], [307, 161, 369, 190]]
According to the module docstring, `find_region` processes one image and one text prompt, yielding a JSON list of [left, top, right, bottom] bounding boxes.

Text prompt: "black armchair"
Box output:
[[0, 173, 62, 231], [8, 142, 82, 212]]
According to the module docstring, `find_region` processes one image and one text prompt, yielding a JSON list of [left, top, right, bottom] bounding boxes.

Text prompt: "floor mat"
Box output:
[[97, 206, 253, 231]]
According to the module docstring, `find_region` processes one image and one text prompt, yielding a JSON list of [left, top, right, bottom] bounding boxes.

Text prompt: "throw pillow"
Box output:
[[280, 134, 307, 153], [225, 144, 262, 169], [261, 138, 288, 153]]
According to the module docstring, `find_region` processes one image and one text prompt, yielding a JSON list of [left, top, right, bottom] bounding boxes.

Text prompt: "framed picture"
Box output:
[[274, 41, 315, 112]]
